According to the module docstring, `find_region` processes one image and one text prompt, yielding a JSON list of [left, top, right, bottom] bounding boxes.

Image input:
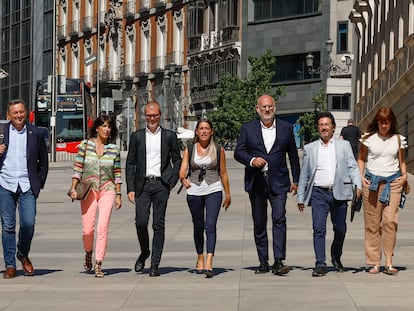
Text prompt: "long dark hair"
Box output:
[[362, 107, 397, 139], [88, 114, 118, 143]]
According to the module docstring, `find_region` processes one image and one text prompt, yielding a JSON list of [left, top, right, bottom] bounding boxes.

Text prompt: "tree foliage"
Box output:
[[297, 88, 327, 143], [207, 49, 284, 141]]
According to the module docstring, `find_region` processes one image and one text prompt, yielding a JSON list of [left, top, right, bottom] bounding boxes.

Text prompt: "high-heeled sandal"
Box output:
[[384, 265, 398, 275], [83, 251, 92, 272], [368, 265, 380, 274], [204, 269, 213, 278], [94, 261, 104, 278]]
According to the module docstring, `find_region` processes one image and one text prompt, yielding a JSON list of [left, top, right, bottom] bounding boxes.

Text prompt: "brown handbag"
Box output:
[[68, 140, 92, 200], [73, 180, 92, 200]]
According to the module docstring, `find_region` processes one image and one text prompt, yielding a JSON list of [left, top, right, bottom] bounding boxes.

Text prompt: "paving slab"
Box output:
[[0, 152, 412, 310]]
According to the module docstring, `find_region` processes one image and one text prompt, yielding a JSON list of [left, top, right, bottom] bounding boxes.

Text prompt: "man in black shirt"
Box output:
[[340, 119, 361, 160]]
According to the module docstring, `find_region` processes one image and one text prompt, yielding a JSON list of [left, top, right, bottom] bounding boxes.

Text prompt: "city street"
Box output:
[[0, 153, 413, 310]]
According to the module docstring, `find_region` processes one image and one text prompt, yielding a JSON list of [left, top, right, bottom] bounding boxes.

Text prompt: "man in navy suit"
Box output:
[[126, 101, 181, 277], [0, 99, 49, 278], [234, 94, 300, 275], [297, 112, 361, 277]]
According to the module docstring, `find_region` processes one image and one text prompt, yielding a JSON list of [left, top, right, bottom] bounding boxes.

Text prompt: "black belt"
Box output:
[[315, 186, 333, 192], [145, 176, 161, 182]]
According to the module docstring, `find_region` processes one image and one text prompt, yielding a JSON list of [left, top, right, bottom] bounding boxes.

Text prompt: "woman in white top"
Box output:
[[179, 119, 231, 278], [358, 107, 407, 275]]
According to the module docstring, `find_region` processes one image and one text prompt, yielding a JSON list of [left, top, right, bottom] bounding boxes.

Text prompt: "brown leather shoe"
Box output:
[[3, 267, 16, 279], [17, 255, 34, 276]]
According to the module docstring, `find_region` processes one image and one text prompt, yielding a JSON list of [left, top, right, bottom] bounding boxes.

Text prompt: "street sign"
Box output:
[[84, 54, 97, 66]]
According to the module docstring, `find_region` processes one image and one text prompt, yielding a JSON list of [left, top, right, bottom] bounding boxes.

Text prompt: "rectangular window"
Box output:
[[328, 94, 350, 110], [337, 22, 348, 53], [187, 1, 204, 37], [43, 12, 53, 51], [254, 0, 320, 21], [272, 52, 321, 84]]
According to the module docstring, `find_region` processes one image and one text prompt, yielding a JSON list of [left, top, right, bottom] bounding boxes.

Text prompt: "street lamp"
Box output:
[[306, 39, 354, 76], [163, 62, 182, 130], [0, 68, 8, 79]]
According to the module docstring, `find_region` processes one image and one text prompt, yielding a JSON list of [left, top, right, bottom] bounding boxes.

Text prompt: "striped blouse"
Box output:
[[72, 139, 122, 191]]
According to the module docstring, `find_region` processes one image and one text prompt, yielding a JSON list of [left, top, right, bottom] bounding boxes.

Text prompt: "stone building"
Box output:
[[350, 0, 414, 171]]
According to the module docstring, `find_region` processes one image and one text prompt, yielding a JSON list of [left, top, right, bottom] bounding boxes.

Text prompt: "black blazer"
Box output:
[[126, 127, 182, 196], [0, 122, 49, 198], [234, 118, 300, 194]]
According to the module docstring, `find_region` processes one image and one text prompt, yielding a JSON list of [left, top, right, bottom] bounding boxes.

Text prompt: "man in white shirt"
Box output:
[[126, 101, 181, 277], [297, 112, 361, 277]]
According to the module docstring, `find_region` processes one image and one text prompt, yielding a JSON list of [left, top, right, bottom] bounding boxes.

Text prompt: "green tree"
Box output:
[[207, 49, 284, 142], [298, 88, 327, 143]]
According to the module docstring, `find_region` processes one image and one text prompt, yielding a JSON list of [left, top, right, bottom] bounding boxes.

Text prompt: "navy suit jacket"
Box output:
[[234, 118, 300, 194], [126, 127, 182, 196], [0, 122, 49, 198]]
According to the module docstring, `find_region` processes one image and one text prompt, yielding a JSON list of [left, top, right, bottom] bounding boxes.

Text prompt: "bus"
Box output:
[[34, 78, 93, 153]]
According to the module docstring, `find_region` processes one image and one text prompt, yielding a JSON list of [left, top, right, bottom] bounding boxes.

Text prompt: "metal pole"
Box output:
[[96, 0, 101, 117], [50, 0, 57, 162], [126, 97, 131, 149]]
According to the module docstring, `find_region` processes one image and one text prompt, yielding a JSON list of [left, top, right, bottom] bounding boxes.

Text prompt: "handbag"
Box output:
[[397, 134, 410, 195], [73, 180, 92, 200], [68, 140, 92, 200]]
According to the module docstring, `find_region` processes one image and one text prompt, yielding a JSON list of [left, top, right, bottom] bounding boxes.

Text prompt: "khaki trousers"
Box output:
[[363, 182, 401, 266]]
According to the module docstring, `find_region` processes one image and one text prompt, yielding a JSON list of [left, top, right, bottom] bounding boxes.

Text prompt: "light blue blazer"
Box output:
[[297, 138, 362, 206]]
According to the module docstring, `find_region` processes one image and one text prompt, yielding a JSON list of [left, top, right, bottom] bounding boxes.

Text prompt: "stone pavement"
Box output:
[[0, 153, 413, 310]]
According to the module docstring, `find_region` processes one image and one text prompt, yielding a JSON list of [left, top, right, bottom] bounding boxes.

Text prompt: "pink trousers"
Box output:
[[81, 189, 115, 261]]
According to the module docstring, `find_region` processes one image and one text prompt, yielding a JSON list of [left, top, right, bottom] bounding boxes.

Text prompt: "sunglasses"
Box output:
[[198, 167, 206, 182]]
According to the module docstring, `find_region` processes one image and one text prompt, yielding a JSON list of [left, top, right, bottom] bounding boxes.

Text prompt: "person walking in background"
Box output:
[[179, 119, 231, 278], [126, 101, 181, 277], [297, 112, 361, 277], [358, 107, 407, 275], [234, 94, 300, 275], [68, 115, 122, 278], [340, 119, 361, 160], [0, 99, 49, 279]]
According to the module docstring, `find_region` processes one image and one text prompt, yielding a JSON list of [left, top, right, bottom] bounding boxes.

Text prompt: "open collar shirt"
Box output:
[[145, 126, 162, 177], [0, 123, 30, 192]]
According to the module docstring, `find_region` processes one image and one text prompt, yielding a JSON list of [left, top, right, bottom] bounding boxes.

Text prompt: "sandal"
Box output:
[[83, 251, 92, 272], [384, 265, 398, 275], [94, 261, 104, 278], [368, 265, 380, 274]]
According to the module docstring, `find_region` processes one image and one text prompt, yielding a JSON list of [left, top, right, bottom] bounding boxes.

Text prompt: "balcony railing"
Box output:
[[126, 0, 136, 17], [70, 20, 80, 36], [82, 16, 93, 32]]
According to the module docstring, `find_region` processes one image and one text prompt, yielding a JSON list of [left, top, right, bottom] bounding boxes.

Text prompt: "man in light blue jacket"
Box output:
[[297, 112, 361, 277]]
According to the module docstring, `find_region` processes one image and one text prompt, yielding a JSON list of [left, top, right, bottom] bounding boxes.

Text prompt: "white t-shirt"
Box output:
[[360, 133, 407, 177]]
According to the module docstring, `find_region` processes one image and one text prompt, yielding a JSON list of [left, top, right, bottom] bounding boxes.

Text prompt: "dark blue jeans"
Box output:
[[310, 187, 347, 268], [0, 185, 36, 268], [187, 191, 222, 254]]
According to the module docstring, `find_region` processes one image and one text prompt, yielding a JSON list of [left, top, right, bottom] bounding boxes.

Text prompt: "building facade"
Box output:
[[350, 0, 414, 171], [0, 1, 47, 118], [242, 0, 355, 135], [56, 0, 188, 149], [186, 0, 241, 118]]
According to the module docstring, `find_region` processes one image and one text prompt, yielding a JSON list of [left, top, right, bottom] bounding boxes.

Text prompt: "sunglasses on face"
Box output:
[[198, 167, 206, 182]]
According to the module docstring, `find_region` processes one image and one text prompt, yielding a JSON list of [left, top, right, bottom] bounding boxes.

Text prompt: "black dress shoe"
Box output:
[[331, 257, 345, 272], [272, 260, 290, 275], [134, 253, 150, 272], [312, 265, 327, 277], [149, 264, 160, 277], [254, 262, 269, 274]]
